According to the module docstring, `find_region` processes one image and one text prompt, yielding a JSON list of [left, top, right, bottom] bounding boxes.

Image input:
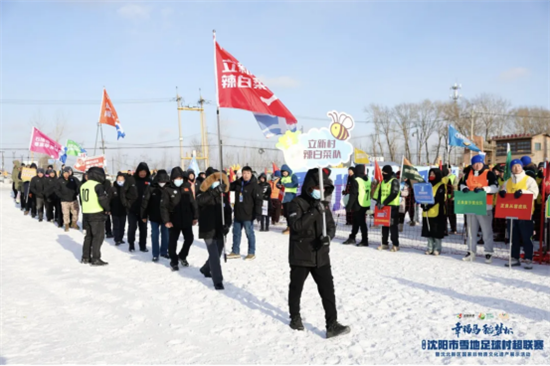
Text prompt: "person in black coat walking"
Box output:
[[56, 166, 81, 232], [44, 169, 60, 223], [161, 167, 199, 271], [227, 166, 263, 260], [103, 177, 113, 239], [258, 173, 272, 232], [110, 172, 131, 245], [197, 168, 232, 290], [287, 168, 350, 339], [126, 162, 151, 252], [141, 169, 170, 261], [30, 168, 47, 221]]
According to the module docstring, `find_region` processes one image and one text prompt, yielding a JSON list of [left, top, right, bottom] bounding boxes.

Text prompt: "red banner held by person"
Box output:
[[494, 193, 534, 221], [374, 206, 391, 227]]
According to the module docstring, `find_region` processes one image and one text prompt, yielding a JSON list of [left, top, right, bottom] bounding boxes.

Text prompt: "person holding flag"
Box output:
[[374, 165, 401, 251], [460, 154, 498, 263], [498, 159, 539, 269]]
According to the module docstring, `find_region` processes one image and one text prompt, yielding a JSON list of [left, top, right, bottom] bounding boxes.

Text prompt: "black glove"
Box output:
[[320, 235, 330, 246], [276, 184, 283, 190], [213, 183, 226, 195], [421, 204, 427, 210], [311, 201, 325, 215], [514, 190, 523, 199], [499, 190, 507, 198], [256, 214, 263, 221], [462, 187, 470, 193], [474, 187, 484, 193], [376, 202, 384, 210], [223, 226, 230, 236]]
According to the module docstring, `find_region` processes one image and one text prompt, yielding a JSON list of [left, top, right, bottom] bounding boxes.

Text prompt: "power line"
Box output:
[[0, 98, 174, 105]]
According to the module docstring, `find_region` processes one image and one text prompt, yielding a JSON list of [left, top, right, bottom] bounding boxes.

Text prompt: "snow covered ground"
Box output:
[[1, 183, 549, 365]]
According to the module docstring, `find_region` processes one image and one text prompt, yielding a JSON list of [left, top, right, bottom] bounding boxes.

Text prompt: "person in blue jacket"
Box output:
[[277, 164, 299, 234]]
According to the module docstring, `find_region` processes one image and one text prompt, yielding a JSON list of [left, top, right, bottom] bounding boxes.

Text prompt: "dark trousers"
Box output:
[[127, 212, 147, 249], [289, 265, 337, 327], [382, 206, 400, 246], [283, 202, 290, 225], [45, 200, 54, 221], [260, 215, 270, 231], [201, 237, 225, 285], [35, 197, 45, 220], [105, 214, 112, 235], [83, 219, 106, 261], [12, 183, 17, 199], [20, 189, 26, 210], [350, 207, 368, 240], [508, 219, 534, 261], [168, 226, 194, 266], [270, 199, 281, 224], [55, 199, 63, 227], [446, 200, 457, 232], [112, 214, 127, 242]]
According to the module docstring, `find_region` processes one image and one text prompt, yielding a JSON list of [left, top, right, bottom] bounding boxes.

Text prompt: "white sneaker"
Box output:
[[462, 251, 475, 262], [524, 260, 533, 270], [485, 254, 493, 264], [390, 246, 400, 252], [505, 258, 521, 267], [425, 250, 432, 255], [433, 251, 440, 256], [377, 244, 389, 251]]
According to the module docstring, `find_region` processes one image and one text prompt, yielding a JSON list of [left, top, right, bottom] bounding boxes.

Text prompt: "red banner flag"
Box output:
[[99, 89, 120, 127], [29, 127, 64, 158], [494, 193, 534, 221], [272, 162, 280, 173], [229, 168, 235, 183], [214, 37, 296, 123], [264, 167, 268, 176], [374, 160, 383, 182]]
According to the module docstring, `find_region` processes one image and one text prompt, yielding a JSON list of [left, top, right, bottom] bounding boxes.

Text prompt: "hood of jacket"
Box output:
[[258, 173, 267, 183], [87, 167, 106, 184], [428, 168, 443, 186], [281, 164, 293, 175], [13, 160, 21, 168], [134, 162, 151, 179], [299, 168, 334, 201], [354, 164, 365, 177], [200, 171, 229, 193], [170, 166, 187, 181], [154, 169, 170, 183]]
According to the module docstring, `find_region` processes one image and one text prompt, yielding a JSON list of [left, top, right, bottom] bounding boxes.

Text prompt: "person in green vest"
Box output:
[[80, 167, 111, 266], [278, 164, 299, 235], [343, 164, 370, 246], [422, 168, 447, 255], [374, 165, 401, 251]]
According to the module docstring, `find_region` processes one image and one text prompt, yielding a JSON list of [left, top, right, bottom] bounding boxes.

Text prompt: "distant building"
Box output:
[[489, 133, 550, 165]]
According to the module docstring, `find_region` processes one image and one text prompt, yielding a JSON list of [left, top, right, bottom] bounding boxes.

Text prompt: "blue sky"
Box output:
[[1, 0, 548, 168]]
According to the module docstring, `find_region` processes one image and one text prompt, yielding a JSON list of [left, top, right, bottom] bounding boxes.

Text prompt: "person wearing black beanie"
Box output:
[[373, 165, 401, 251]]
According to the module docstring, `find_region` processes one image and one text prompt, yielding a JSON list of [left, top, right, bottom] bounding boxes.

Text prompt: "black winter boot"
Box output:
[[326, 321, 351, 339], [289, 316, 304, 331], [343, 237, 356, 245]]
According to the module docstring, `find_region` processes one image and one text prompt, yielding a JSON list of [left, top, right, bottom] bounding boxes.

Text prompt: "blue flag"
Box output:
[[187, 156, 200, 175], [448, 125, 481, 152], [253, 113, 297, 138]]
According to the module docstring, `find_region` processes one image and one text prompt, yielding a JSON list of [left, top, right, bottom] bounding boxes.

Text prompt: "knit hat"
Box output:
[[471, 154, 485, 165], [520, 156, 532, 167], [45, 169, 53, 175], [538, 162, 545, 169], [37, 168, 45, 174], [63, 166, 72, 173], [510, 159, 523, 168], [382, 165, 393, 175]]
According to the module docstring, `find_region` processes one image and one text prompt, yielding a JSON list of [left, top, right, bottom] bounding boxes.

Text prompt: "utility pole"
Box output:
[[177, 90, 210, 171], [449, 83, 462, 166]]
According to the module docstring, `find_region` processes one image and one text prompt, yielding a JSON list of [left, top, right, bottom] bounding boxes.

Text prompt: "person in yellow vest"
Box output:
[[80, 167, 111, 266], [343, 164, 370, 246], [374, 165, 401, 251], [421, 169, 446, 255], [278, 164, 299, 235], [459, 154, 499, 263], [441, 165, 457, 235], [498, 159, 539, 269]]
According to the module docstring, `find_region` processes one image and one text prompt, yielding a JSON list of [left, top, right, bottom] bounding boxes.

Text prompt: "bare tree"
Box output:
[[414, 100, 442, 164], [472, 94, 512, 141], [367, 104, 399, 162], [510, 107, 550, 135], [393, 103, 417, 161]]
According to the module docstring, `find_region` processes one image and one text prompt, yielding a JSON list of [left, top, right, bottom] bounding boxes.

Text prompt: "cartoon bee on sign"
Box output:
[[328, 111, 355, 140]]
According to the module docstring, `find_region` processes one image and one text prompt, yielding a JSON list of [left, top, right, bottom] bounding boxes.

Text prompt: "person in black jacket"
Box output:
[[343, 164, 369, 246], [57, 166, 81, 232], [110, 172, 131, 245], [257, 173, 272, 232], [80, 167, 111, 266], [227, 166, 262, 260], [126, 162, 151, 252], [43, 169, 59, 223], [374, 165, 401, 251], [287, 168, 350, 339], [30, 168, 47, 221], [161, 167, 199, 271], [103, 177, 114, 239], [197, 168, 232, 290], [141, 169, 170, 261], [341, 166, 355, 225], [421, 168, 446, 255]]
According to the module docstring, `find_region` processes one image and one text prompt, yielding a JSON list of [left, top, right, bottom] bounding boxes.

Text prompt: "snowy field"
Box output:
[[1, 184, 549, 365]]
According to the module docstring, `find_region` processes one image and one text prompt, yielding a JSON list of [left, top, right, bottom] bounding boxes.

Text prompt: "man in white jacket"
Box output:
[[460, 155, 499, 263], [498, 159, 539, 269]]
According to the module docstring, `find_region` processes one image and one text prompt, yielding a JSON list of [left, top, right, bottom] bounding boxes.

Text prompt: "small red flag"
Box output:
[[374, 160, 383, 182]]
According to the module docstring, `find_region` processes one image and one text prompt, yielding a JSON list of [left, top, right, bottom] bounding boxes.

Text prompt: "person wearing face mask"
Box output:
[[186, 169, 197, 198], [197, 167, 232, 290], [373, 165, 401, 251], [459, 154, 498, 263], [125, 162, 151, 252], [343, 164, 370, 246], [287, 167, 350, 339], [499, 159, 539, 269], [161, 167, 199, 271], [110, 172, 131, 246], [43, 169, 59, 223], [257, 173, 272, 232], [141, 169, 170, 262], [227, 166, 263, 260], [421, 168, 446, 255]]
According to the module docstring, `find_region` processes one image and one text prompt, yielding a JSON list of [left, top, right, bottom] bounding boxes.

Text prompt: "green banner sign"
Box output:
[[454, 191, 487, 216]]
